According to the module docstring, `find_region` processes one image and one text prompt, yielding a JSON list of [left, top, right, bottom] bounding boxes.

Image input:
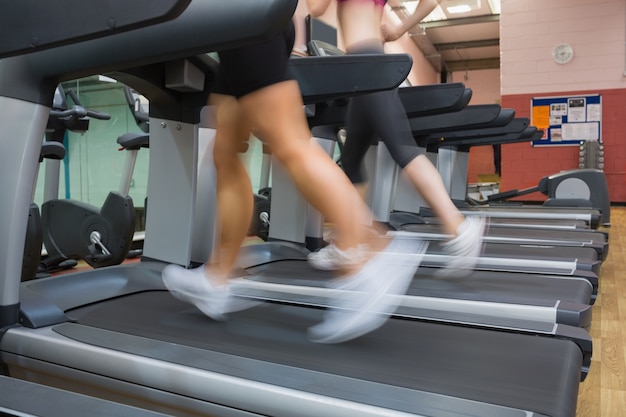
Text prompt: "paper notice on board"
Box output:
[[532, 105, 550, 129], [550, 102, 568, 116], [567, 98, 586, 122], [587, 103, 601, 122], [561, 122, 599, 141], [550, 128, 562, 141]]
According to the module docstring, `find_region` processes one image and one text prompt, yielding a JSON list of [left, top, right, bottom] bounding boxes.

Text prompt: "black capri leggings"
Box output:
[[212, 20, 296, 98], [340, 43, 423, 184]]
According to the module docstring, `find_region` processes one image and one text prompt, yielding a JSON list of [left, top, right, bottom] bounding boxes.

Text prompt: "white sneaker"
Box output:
[[440, 216, 486, 273], [308, 243, 368, 271], [309, 232, 428, 344], [162, 264, 258, 320]]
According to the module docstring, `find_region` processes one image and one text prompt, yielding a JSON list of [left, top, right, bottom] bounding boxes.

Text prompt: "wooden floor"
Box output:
[[576, 206, 626, 416]]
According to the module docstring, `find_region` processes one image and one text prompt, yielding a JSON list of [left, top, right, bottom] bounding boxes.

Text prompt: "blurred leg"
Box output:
[[208, 94, 254, 283], [238, 80, 427, 343], [402, 155, 464, 236], [237, 80, 380, 264], [162, 95, 254, 319]]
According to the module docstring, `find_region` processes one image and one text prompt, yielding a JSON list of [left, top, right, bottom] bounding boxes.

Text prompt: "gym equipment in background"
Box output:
[[475, 168, 610, 225], [23, 86, 103, 278], [1, 3, 593, 416], [22, 141, 69, 281], [40, 86, 136, 269]]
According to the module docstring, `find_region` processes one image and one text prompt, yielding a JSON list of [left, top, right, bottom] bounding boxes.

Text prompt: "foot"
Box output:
[[440, 216, 486, 274], [162, 264, 257, 320], [309, 232, 428, 344], [307, 243, 368, 271]]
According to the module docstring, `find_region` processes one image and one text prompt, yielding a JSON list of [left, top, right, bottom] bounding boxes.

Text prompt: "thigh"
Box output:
[[209, 94, 251, 158], [216, 20, 295, 98]]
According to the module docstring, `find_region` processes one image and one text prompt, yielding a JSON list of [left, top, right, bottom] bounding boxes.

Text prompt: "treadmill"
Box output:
[[304, 42, 607, 272], [5, 262, 589, 417], [303, 104, 604, 282], [306, 121, 604, 277], [386, 105, 607, 255], [234, 242, 595, 325], [400, 110, 608, 228], [0, 1, 194, 414], [266, 59, 602, 308], [257, 51, 603, 326], [307, 40, 605, 231], [381, 111, 608, 262], [0, 2, 590, 416], [254, 89, 602, 308], [395, 119, 609, 254]]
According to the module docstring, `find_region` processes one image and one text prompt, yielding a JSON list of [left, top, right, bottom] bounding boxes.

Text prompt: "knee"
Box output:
[[213, 141, 246, 170], [306, 0, 328, 18], [269, 142, 298, 165]]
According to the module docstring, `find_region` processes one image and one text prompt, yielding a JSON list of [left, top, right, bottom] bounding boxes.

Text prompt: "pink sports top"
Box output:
[[337, 0, 387, 6]]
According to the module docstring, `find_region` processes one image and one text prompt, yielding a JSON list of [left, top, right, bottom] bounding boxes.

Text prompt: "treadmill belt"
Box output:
[[429, 240, 599, 263], [247, 260, 593, 305], [65, 291, 582, 417]]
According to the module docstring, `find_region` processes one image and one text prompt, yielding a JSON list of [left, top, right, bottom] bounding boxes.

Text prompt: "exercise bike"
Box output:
[[39, 85, 137, 270], [22, 141, 69, 281]]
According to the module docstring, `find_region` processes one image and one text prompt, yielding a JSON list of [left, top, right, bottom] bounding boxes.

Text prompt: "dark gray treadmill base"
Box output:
[[394, 219, 607, 260], [0, 375, 169, 417], [63, 291, 582, 417], [469, 217, 589, 229], [413, 206, 602, 225], [238, 242, 599, 304], [424, 242, 602, 278], [429, 240, 599, 264]]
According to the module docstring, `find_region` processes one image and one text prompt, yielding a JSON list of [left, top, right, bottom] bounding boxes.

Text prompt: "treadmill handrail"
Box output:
[[418, 118, 530, 142], [0, 0, 192, 59], [0, 0, 298, 104], [230, 279, 562, 328], [408, 105, 512, 133], [422, 253, 579, 275]]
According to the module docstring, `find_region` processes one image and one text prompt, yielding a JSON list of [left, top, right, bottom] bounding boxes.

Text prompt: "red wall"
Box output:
[[500, 89, 626, 203], [467, 147, 497, 182]]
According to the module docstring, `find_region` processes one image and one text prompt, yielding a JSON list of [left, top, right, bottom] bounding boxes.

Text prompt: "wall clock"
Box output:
[[552, 43, 574, 64]]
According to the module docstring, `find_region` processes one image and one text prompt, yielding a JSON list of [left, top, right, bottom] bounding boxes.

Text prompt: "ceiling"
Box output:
[[389, 0, 501, 73]]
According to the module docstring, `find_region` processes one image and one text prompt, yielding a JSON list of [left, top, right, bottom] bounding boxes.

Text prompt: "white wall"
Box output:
[[501, 0, 626, 95], [449, 68, 501, 105]]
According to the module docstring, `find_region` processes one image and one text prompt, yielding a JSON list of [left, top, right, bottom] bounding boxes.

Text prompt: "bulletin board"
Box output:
[[530, 94, 601, 146]]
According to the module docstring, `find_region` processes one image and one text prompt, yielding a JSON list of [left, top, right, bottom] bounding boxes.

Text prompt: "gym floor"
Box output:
[[576, 206, 626, 416]]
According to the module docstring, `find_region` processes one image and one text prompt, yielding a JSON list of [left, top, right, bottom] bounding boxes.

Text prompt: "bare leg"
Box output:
[[164, 82, 426, 336], [162, 95, 257, 320], [355, 183, 369, 202], [402, 154, 464, 236], [237, 80, 428, 343], [237, 80, 384, 264], [207, 94, 254, 284]]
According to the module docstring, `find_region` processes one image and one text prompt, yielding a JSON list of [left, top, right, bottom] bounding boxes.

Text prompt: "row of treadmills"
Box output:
[[0, 1, 608, 416]]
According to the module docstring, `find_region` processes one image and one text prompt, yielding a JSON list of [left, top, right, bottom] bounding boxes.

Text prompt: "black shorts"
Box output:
[[212, 20, 296, 98]]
